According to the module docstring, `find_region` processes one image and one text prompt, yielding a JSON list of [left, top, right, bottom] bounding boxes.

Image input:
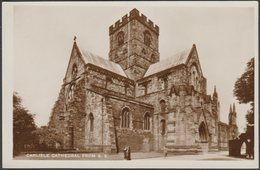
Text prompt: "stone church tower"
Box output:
[[228, 103, 238, 140], [229, 103, 237, 126], [109, 8, 160, 80]]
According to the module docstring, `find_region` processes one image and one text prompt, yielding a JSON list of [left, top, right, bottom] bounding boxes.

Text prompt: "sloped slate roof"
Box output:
[[78, 47, 127, 77], [144, 48, 191, 77]]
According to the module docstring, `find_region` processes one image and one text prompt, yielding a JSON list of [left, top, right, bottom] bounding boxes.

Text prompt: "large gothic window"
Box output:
[[144, 31, 152, 47], [89, 113, 94, 132], [68, 84, 75, 101], [121, 108, 130, 128], [144, 112, 151, 130], [117, 31, 124, 46]]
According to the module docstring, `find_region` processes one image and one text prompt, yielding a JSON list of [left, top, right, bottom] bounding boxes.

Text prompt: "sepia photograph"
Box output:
[[2, 1, 258, 169]]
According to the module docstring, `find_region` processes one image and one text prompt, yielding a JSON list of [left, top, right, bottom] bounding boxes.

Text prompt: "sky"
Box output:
[[13, 2, 257, 133]]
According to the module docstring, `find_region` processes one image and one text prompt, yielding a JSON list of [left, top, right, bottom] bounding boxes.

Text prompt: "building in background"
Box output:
[[48, 8, 238, 153]]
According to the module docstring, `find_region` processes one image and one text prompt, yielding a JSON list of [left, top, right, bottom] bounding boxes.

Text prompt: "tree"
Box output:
[[246, 111, 254, 125], [13, 92, 37, 156], [34, 126, 63, 150], [234, 57, 254, 124], [234, 58, 254, 111]]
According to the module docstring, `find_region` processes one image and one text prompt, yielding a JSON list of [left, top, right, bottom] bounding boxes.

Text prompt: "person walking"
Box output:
[[164, 147, 168, 158]]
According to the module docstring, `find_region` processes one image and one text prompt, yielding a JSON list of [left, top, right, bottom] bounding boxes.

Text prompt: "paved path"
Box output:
[[148, 151, 246, 160], [14, 151, 248, 161]]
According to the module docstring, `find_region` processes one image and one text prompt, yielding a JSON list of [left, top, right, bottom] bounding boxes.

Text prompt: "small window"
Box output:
[[151, 54, 155, 62], [164, 77, 168, 89], [121, 108, 130, 128], [143, 84, 148, 95], [160, 100, 166, 113], [117, 31, 124, 46], [106, 77, 112, 88], [160, 119, 166, 135], [72, 64, 78, 79], [195, 77, 198, 90], [125, 84, 129, 95], [65, 104, 68, 111], [144, 31, 152, 46], [144, 112, 151, 130], [89, 113, 94, 132]]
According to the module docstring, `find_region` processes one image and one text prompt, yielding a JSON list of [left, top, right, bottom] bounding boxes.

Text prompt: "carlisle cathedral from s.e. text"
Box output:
[[48, 8, 238, 153]]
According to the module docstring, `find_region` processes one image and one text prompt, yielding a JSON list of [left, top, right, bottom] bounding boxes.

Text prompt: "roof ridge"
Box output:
[[163, 48, 191, 62]]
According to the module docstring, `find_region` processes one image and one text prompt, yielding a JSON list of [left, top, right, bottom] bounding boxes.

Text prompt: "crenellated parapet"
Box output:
[[109, 8, 159, 35]]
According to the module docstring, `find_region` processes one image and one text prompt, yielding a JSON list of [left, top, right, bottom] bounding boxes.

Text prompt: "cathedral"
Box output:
[[48, 8, 238, 153]]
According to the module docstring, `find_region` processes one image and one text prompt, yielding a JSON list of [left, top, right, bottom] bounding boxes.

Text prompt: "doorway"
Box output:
[[199, 122, 209, 153]]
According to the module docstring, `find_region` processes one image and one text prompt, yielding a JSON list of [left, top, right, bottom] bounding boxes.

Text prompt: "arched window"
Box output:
[[160, 100, 166, 113], [72, 64, 78, 79], [192, 71, 196, 87], [68, 84, 75, 101], [144, 31, 152, 46], [190, 64, 200, 90], [89, 113, 94, 132], [144, 112, 151, 130], [69, 126, 74, 148], [121, 108, 130, 128], [160, 119, 166, 135], [117, 31, 124, 46]]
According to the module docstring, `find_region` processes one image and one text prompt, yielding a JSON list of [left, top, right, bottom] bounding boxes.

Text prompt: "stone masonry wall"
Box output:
[[107, 97, 154, 152], [48, 86, 67, 147], [86, 66, 135, 98], [83, 90, 154, 153], [48, 77, 87, 150], [66, 78, 87, 150], [85, 90, 115, 153]]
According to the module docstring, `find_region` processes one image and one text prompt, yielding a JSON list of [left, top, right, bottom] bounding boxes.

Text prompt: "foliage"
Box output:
[[246, 111, 254, 125], [234, 57, 254, 127], [234, 58, 254, 110], [13, 92, 37, 155], [34, 126, 63, 150]]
